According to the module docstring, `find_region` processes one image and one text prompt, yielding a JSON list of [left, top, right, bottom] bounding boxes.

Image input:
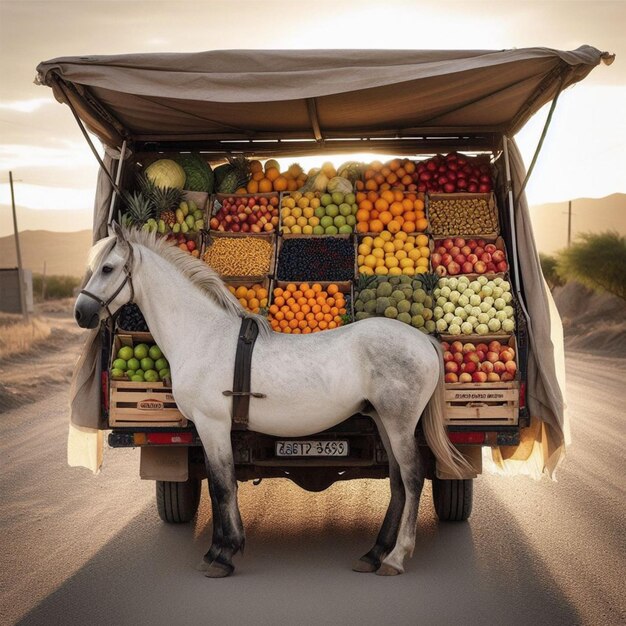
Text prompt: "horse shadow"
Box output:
[[17, 478, 582, 626]]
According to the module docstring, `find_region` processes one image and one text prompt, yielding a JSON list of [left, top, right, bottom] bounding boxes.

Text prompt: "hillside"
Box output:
[[0, 230, 92, 277], [529, 193, 626, 254]]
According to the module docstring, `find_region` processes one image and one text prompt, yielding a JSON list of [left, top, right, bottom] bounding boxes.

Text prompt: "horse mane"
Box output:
[[102, 228, 271, 336]]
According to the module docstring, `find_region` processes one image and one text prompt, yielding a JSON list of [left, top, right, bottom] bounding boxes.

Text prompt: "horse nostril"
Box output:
[[75, 308, 82, 322]]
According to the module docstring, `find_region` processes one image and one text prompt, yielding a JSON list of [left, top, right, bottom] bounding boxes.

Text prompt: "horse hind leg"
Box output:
[[376, 420, 425, 576], [353, 413, 405, 573]]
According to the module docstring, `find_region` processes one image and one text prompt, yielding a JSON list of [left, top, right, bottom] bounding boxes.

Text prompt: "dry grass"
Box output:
[[0, 313, 52, 360]]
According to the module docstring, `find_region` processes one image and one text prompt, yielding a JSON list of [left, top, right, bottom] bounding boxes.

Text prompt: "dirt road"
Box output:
[[1, 351, 625, 626]]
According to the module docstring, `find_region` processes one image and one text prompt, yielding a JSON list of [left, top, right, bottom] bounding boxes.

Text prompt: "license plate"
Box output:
[[275, 440, 349, 457]]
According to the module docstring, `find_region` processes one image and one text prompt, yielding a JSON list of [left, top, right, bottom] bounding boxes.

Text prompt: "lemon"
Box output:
[[417, 257, 429, 268], [281, 207, 291, 218], [419, 246, 430, 258], [373, 237, 385, 249], [416, 234, 429, 247], [407, 236, 416, 245], [403, 242, 414, 253], [416, 266, 428, 274], [303, 207, 314, 219], [383, 242, 395, 253], [362, 236, 374, 247], [310, 198, 321, 209], [396, 231, 408, 242], [291, 225, 302, 234], [402, 266, 415, 276], [309, 216, 320, 227], [360, 265, 374, 275], [291, 207, 302, 218], [297, 197, 310, 209], [380, 231, 392, 242], [357, 254, 365, 265], [283, 216, 296, 228], [291, 191, 302, 201], [358, 243, 371, 255], [395, 249, 407, 260], [388, 266, 403, 276], [408, 248, 421, 261], [385, 256, 399, 268], [283, 226, 291, 234], [375, 265, 389, 275], [364, 255, 377, 268], [302, 225, 313, 234], [372, 248, 384, 259], [283, 197, 295, 209], [400, 257, 414, 268], [393, 239, 404, 251], [376, 257, 385, 267], [304, 191, 315, 200]]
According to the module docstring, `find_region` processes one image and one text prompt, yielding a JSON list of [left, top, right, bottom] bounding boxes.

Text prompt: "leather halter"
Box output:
[[80, 241, 135, 320]]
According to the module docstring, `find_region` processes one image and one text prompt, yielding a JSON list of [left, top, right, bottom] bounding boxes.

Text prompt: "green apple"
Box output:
[[131, 374, 144, 382], [112, 358, 127, 371], [154, 357, 168, 371], [333, 215, 346, 227], [135, 369, 145, 378], [110, 368, 126, 379], [127, 357, 140, 371], [314, 206, 326, 219], [338, 225, 353, 234], [118, 346, 133, 361], [320, 193, 332, 207], [325, 225, 338, 235], [339, 203, 352, 216], [346, 214, 356, 226], [148, 345, 162, 360], [126, 370, 136, 378], [140, 357, 155, 371], [312, 225, 325, 235], [331, 192, 344, 205], [134, 344, 149, 360], [320, 216, 333, 228], [325, 204, 339, 217], [144, 370, 159, 382], [159, 368, 171, 380]]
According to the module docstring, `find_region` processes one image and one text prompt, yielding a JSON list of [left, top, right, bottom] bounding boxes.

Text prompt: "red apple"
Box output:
[[462, 343, 476, 354], [442, 253, 453, 266], [492, 250, 506, 263], [480, 252, 492, 263], [486, 351, 499, 363], [442, 238, 454, 250], [459, 373, 472, 383], [475, 350, 485, 361], [454, 254, 467, 265], [488, 340, 502, 352], [467, 253, 478, 264], [476, 343, 489, 352], [441, 341, 450, 351], [453, 352, 464, 365], [477, 239, 486, 247], [500, 350, 514, 363], [497, 261, 508, 272], [435, 266, 447, 276], [461, 245, 472, 256], [487, 372, 501, 382], [186, 240, 196, 252], [431, 253, 442, 268], [474, 261, 487, 274], [436, 245, 447, 255], [447, 262, 461, 275], [445, 361, 459, 374], [505, 361, 517, 375], [493, 361, 506, 375], [472, 371, 488, 383], [486, 262, 497, 273], [445, 373, 459, 383], [450, 246, 461, 257], [474, 246, 484, 257], [454, 237, 466, 248], [451, 341, 464, 353], [485, 243, 497, 254], [468, 239, 478, 250], [462, 261, 474, 274], [481, 361, 494, 374], [464, 361, 477, 374], [501, 372, 514, 381], [443, 351, 455, 362]]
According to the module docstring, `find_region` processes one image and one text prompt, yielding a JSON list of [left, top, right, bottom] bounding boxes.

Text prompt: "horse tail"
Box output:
[[422, 337, 473, 479]]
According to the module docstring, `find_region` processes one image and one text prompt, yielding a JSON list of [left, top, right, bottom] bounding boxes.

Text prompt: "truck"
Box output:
[[36, 46, 612, 524]]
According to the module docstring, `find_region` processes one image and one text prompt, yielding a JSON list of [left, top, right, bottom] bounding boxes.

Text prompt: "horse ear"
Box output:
[[111, 221, 126, 243]]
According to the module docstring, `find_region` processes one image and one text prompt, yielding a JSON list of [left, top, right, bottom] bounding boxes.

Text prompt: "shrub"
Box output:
[[32, 274, 81, 300], [539, 253, 563, 289]]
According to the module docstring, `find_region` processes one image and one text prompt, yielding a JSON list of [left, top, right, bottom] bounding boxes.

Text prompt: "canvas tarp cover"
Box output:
[[36, 46, 611, 145], [43, 47, 611, 476]]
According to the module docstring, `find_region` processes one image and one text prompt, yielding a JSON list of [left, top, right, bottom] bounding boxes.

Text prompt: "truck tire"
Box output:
[[156, 478, 201, 523], [432, 477, 473, 521]]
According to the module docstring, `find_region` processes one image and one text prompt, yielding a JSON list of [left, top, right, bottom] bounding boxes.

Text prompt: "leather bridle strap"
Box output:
[[80, 242, 135, 320]]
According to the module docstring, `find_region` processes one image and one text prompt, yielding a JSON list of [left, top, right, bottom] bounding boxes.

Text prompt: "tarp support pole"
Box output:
[[502, 136, 532, 334], [514, 78, 564, 205], [107, 139, 127, 226], [306, 98, 323, 142]]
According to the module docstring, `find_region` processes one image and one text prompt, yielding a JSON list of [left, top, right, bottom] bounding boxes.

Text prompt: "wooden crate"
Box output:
[[108, 334, 186, 427], [207, 192, 279, 235], [430, 235, 509, 279], [109, 381, 187, 427], [440, 334, 519, 426], [427, 192, 499, 238], [279, 191, 357, 237]]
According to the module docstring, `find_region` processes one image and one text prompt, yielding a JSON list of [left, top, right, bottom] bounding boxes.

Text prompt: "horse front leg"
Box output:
[[196, 422, 245, 578], [196, 453, 225, 571]]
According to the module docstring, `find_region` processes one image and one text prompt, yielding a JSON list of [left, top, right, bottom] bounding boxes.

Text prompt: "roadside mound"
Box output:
[[552, 282, 626, 357]]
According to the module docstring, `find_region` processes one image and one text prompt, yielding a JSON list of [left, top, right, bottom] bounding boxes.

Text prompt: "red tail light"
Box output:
[[520, 382, 526, 409], [101, 371, 109, 411], [448, 431, 485, 444], [146, 432, 193, 445]]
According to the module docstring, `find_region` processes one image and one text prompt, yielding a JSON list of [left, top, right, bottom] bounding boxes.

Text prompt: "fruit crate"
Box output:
[[269, 280, 354, 328], [427, 192, 499, 238], [430, 235, 509, 279], [275, 234, 357, 283], [207, 192, 280, 235], [223, 277, 273, 314], [356, 191, 429, 238], [279, 191, 357, 238], [108, 334, 186, 428], [440, 334, 519, 426], [201, 231, 277, 282]]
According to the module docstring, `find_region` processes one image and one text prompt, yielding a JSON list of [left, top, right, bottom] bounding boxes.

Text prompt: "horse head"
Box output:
[[74, 223, 134, 329]]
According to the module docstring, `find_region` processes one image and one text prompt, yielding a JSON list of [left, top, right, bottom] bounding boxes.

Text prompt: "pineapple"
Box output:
[[122, 190, 153, 226], [217, 155, 250, 194], [139, 175, 182, 228]]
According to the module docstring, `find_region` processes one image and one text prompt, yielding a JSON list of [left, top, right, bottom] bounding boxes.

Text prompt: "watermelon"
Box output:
[[177, 153, 214, 193]]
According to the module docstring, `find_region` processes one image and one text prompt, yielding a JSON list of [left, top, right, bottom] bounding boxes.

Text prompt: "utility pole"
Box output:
[[567, 200, 572, 248], [9, 171, 29, 321], [42, 261, 47, 300]]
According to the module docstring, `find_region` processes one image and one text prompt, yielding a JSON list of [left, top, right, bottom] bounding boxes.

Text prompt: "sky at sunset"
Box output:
[[0, 0, 624, 238]]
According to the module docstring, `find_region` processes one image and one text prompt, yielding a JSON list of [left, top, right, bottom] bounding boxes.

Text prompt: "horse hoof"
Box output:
[[204, 561, 234, 578], [196, 559, 213, 572], [352, 558, 378, 573], [376, 563, 402, 576]]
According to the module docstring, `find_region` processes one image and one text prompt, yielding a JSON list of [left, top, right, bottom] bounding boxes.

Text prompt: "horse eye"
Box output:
[[102, 265, 113, 274]]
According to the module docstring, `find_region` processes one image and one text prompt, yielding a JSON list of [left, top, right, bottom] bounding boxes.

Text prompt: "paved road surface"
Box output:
[[1, 352, 624, 626]]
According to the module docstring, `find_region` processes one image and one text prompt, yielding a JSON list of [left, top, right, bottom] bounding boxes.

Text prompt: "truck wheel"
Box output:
[[156, 478, 201, 523], [432, 477, 473, 521]]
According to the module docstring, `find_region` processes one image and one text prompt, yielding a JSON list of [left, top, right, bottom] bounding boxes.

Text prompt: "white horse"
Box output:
[[75, 225, 469, 577]]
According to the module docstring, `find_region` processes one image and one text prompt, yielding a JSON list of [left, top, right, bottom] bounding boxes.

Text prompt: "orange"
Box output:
[[416, 218, 428, 231], [330, 307, 339, 316], [327, 284, 339, 295], [259, 178, 273, 193], [356, 222, 369, 234], [286, 297, 296, 307], [297, 297, 307, 306], [279, 319, 288, 328], [283, 327, 292, 334], [380, 189, 395, 204], [370, 160, 383, 171], [327, 297, 335, 306], [274, 287, 283, 297], [302, 327, 312, 334], [381, 166, 391, 177], [359, 199, 374, 211], [356, 191, 366, 203], [365, 179, 378, 191], [312, 304, 321, 314], [369, 219, 384, 233], [315, 312, 324, 322], [328, 321, 337, 329], [269, 304, 279, 315], [374, 198, 388, 212], [355, 180, 365, 191], [318, 321, 328, 330], [274, 296, 285, 307], [404, 211, 417, 223], [322, 304, 331, 314], [305, 312, 315, 321], [304, 288, 315, 299], [309, 319, 318, 329], [252, 171, 265, 182], [265, 167, 280, 182], [249, 298, 260, 309], [386, 172, 398, 185], [249, 160, 263, 173], [312, 283, 323, 293], [388, 220, 402, 234], [370, 210, 379, 220], [246, 179, 259, 194], [289, 319, 299, 329], [402, 198, 414, 211], [295, 311, 304, 321], [402, 221, 416, 233], [286, 283, 297, 293], [275, 311, 285, 321], [394, 190, 404, 202], [285, 310, 295, 321], [374, 173, 385, 186], [389, 158, 401, 171], [291, 328, 300, 334], [413, 199, 425, 211], [287, 179, 298, 191], [396, 167, 406, 178], [401, 175, 412, 186], [364, 168, 375, 180], [339, 308, 347, 315], [390, 202, 404, 216], [298, 320, 307, 329], [273, 176, 288, 191], [356, 209, 370, 223], [405, 161, 416, 174]]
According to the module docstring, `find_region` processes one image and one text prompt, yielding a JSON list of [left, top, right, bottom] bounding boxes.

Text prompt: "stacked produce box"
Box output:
[[110, 152, 519, 425]]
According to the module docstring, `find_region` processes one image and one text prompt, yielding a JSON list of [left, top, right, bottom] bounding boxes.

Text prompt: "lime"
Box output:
[[312, 225, 325, 235], [135, 369, 145, 377], [131, 374, 144, 382], [148, 345, 162, 360], [314, 206, 325, 219], [320, 193, 332, 207], [345, 193, 356, 205], [325, 204, 339, 217], [144, 369, 159, 382], [110, 368, 126, 379], [134, 343, 149, 359], [338, 225, 353, 234], [112, 358, 127, 371], [117, 346, 133, 361], [127, 357, 140, 371], [339, 203, 352, 217], [320, 216, 333, 228], [331, 192, 344, 205], [126, 370, 136, 377], [159, 368, 171, 380], [155, 357, 168, 371], [346, 214, 356, 226], [325, 225, 338, 235], [140, 357, 155, 371], [333, 215, 346, 227]]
